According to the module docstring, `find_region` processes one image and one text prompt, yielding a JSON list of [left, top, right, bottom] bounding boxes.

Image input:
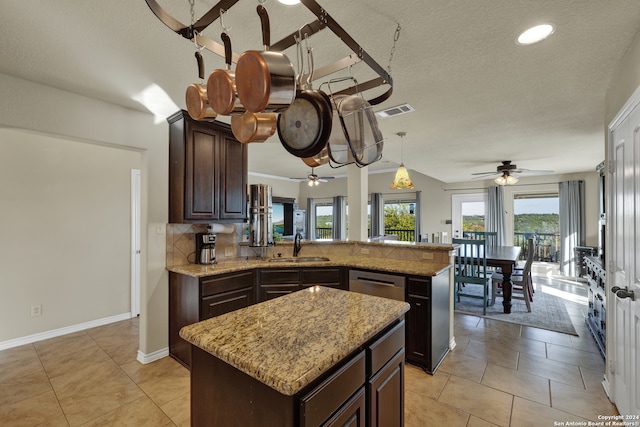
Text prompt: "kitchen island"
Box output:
[[180, 286, 410, 426]]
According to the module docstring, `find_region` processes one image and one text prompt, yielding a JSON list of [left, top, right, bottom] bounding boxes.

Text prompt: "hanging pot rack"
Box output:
[[144, 0, 393, 105]]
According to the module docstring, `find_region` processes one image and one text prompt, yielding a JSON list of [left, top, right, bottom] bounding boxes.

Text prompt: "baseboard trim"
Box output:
[[602, 375, 611, 399], [137, 347, 169, 364], [0, 312, 133, 351]]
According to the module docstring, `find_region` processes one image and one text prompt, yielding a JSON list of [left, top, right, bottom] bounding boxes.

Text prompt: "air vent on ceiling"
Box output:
[[375, 103, 415, 119]]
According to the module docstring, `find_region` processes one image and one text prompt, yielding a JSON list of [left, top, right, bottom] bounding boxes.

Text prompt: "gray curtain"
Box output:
[[414, 191, 422, 242], [370, 193, 384, 237], [332, 196, 344, 240], [487, 186, 507, 246], [306, 198, 314, 240], [559, 180, 585, 276]]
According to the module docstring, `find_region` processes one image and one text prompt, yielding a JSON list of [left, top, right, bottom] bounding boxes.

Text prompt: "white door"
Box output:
[[608, 91, 640, 416], [131, 169, 141, 317], [451, 194, 487, 239]]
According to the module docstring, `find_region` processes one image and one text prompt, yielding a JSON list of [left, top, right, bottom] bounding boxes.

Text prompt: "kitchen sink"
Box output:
[[268, 257, 331, 263]]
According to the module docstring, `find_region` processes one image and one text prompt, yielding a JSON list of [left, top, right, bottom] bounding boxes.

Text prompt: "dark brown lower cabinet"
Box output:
[[368, 350, 404, 427], [405, 270, 451, 373], [258, 267, 347, 300], [189, 320, 405, 427], [169, 270, 255, 369]]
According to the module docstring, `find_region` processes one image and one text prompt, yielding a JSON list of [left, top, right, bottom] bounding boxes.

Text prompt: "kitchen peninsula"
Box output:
[[180, 286, 410, 426], [168, 240, 455, 375]]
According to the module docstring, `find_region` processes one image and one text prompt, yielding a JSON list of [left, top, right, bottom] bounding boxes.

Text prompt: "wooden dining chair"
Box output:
[[453, 238, 492, 315], [491, 237, 535, 312]]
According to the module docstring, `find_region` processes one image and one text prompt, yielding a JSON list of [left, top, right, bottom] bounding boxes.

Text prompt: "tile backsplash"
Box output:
[[166, 223, 248, 267]]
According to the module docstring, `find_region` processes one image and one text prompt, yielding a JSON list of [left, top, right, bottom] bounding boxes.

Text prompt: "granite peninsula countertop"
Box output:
[[179, 286, 410, 396], [168, 255, 451, 278]]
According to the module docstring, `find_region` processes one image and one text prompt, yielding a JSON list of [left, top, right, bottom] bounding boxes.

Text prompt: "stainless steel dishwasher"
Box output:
[[348, 269, 405, 301]]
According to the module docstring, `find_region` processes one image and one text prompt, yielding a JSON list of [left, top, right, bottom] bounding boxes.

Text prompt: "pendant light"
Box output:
[[390, 131, 414, 189]]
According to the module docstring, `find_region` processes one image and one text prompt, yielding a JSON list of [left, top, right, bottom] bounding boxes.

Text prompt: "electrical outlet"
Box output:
[[31, 304, 42, 317], [155, 224, 165, 234], [422, 252, 434, 260], [360, 248, 369, 255], [224, 247, 234, 257]]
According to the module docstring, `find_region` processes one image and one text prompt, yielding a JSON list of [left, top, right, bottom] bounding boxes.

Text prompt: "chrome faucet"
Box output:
[[293, 233, 303, 257]]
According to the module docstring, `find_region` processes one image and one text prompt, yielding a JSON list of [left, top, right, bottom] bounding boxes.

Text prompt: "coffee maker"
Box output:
[[195, 232, 216, 264]]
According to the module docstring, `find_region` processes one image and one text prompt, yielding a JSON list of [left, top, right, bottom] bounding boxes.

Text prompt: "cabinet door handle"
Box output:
[[415, 302, 421, 307]]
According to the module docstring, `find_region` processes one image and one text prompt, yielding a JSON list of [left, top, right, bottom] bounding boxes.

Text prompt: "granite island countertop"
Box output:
[[179, 286, 410, 396]]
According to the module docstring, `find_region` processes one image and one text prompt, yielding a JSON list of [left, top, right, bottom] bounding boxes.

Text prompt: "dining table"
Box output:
[[455, 244, 522, 314]]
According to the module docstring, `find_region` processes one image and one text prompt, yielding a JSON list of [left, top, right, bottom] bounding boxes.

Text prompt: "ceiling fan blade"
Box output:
[[517, 168, 554, 174], [471, 171, 500, 176]]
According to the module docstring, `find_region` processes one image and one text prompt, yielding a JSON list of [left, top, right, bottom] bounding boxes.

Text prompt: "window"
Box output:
[[383, 198, 416, 242], [314, 202, 333, 240], [513, 193, 559, 262]]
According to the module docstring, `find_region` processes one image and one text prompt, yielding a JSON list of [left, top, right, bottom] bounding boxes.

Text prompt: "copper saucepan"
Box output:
[[231, 111, 277, 144], [235, 5, 295, 113], [207, 33, 244, 116], [185, 51, 217, 120]]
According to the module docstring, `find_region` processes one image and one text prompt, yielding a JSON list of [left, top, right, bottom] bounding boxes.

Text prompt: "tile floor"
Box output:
[[0, 271, 619, 426]]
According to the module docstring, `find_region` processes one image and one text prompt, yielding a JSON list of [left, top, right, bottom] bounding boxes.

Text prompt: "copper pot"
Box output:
[[235, 5, 295, 113], [207, 33, 245, 116], [302, 146, 330, 167], [185, 51, 217, 120], [231, 111, 277, 143]]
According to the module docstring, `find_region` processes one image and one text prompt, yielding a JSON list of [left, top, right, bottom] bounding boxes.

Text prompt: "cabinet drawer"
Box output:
[[259, 269, 300, 284], [368, 320, 405, 376], [201, 271, 255, 297], [407, 276, 431, 297], [301, 351, 366, 427], [300, 268, 342, 285]]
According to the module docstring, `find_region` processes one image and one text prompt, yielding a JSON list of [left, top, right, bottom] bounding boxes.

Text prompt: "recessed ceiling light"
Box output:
[[517, 24, 554, 45], [276, 0, 301, 5]]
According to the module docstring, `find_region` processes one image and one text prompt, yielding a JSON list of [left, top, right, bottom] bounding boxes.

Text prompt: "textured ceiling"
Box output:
[[2, 0, 640, 183]]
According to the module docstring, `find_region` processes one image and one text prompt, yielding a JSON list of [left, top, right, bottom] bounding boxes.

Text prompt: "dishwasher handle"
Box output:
[[353, 278, 399, 287]]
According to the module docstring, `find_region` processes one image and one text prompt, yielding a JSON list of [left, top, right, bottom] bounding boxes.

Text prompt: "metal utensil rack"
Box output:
[[145, 0, 393, 105]]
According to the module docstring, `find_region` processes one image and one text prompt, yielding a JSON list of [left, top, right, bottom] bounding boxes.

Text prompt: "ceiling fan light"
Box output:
[[517, 24, 554, 45], [308, 180, 314, 187], [391, 164, 414, 189], [314, 180, 319, 186], [494, 175, 506, 185], [276, 0, 301, 5], [506, 174, 519, 185]]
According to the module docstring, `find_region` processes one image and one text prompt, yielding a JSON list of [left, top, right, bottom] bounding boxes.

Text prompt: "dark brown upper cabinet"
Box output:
[[168, 110, 247, 223]]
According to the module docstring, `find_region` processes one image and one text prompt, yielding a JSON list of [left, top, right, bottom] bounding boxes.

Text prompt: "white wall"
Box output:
[[0, 73, 168, 357], [0, 129, 140, 341]]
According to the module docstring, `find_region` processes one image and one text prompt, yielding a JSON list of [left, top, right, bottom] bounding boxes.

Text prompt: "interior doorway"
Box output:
[[131, 169, 141, 318]]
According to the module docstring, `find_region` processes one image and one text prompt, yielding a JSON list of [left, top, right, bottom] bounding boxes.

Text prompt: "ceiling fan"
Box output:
[[290, 168, 335, 186], [471, 160, 553, 185]]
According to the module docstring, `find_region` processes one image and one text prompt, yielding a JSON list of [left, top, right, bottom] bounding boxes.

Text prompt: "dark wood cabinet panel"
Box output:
[[219, 133, 247, 219], [367, 349, 404, 427], [259, 283, 300, 301], [203, 271, 255, 313], [169, 270, 255, 368], [169, 273, 200, 369], [186, 127, 218, 220], [321, 387, 365, 427], [405, 273, 450, 373], [300, 268, 347, 290], [301, 351, 365, 427], [406, 293, 429, 364], [168, 110, 247, 223], [258, 267, 348, 301]]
